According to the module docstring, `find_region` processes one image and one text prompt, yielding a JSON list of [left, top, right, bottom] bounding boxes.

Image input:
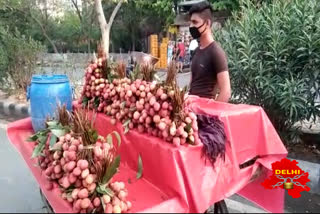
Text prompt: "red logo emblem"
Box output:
[[261, 158, 310, 198]]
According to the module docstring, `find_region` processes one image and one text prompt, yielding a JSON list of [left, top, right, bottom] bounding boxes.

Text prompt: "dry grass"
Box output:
[[165, 61, 177, 87], [141, 63, 156, 82]]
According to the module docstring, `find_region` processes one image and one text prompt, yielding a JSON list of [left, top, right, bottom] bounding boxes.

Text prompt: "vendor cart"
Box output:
[[7, 96, 288, 213]]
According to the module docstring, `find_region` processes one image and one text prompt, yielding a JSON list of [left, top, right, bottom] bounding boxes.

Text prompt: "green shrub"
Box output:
[[0, 27, 9, 83], [210, 0, 272, 11], [215, 0, 320, 143], [0, 28, 45, 90]]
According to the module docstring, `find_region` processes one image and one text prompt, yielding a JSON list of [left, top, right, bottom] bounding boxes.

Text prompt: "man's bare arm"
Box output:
[[215, 71, 231, 102], [213, 84, 219, 100]]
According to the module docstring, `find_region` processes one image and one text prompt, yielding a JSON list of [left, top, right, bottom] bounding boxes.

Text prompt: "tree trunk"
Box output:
[[44, 31, 59, 53], [94, 0, 123, 58], [131, 33, 136, 51], [94, 0, 108, 57]]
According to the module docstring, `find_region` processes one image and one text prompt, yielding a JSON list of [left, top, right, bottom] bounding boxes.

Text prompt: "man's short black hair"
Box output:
[[189, 1, 214, 25]]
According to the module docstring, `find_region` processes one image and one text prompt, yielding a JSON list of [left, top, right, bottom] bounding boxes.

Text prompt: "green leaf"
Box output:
[[122, 119, 131, 135], [102, 155, 121, 184], [184, 123, 192, 133], [136, 155, 143, 179], [124, 125, 130, 135], [27, 130, 48, 142], [107, 131, 121, 147], [113, 131, 121, 148], [96, 185, 103, 194], [49, 134, 57, 148], [46, 121, 58, 128], [47, 122, 64, 130], [94, 97, 100, 109], [122, 119, 131, 127], [51, 129, 66, 138], [97, 184, 115, 197], [106, 134, 112, 145], [65, 185, 75, 194], [91, 129, 99, 143], [38, 134, 48, 144], [31, 143, 46, 159], [82, 96, 89, 107], [27, 134, 39, 142]]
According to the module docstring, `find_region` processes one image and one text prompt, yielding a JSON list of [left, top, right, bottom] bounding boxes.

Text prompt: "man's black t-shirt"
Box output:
[[189, 41, 228, 99]]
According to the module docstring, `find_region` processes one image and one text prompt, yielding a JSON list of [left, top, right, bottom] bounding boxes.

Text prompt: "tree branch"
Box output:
[[71, 0, 82, 22], [6, 5, 59, 54], [107, 0, 124, 27], [95, 0, 107, 29], [32, 14, 59, 53], [94, 0, 124, 58]]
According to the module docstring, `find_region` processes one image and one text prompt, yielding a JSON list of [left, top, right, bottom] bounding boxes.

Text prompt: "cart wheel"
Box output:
[[213, 200, 228, 214], [205, 200, 229, 214], [40, 189, 54, 213]]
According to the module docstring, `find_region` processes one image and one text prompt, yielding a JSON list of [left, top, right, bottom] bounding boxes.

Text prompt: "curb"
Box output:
[[0, 99, 29, 118]]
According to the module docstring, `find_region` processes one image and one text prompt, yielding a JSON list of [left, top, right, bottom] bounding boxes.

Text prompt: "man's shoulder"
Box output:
[[210, 41, 225, 52], [209, 42, 227, 59], [194, 46, 200, 53]]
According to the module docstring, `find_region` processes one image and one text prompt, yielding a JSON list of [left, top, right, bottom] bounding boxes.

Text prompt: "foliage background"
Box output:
[[215, 0, 320, 143]]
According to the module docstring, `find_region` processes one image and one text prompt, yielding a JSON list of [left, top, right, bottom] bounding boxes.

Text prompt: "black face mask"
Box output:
[[189, 22, 207, 39]]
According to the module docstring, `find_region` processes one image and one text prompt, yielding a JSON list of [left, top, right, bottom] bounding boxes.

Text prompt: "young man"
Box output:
[[188, 1, 231, 102]]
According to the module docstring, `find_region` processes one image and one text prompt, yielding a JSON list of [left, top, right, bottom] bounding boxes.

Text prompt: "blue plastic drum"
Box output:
[[27, 75, 72, 132]]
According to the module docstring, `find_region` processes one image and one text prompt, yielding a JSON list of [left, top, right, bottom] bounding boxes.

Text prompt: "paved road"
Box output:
[[0, 123, 46, 213], [156, 71, 191, 88]]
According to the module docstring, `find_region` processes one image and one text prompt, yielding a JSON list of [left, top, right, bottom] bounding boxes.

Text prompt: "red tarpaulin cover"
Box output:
[[7, 97, 288, 213]]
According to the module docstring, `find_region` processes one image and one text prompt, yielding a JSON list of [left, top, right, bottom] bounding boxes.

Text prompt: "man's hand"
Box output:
[[215, 71, 231, 103]]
